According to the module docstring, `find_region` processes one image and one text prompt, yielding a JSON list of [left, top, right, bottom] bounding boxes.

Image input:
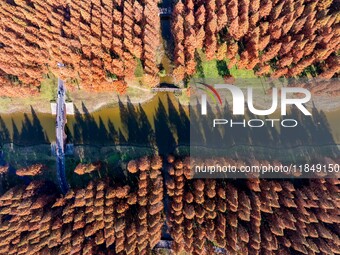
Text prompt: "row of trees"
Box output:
[[0, 156, 164, 255], [165, 156, 340, 254], [0, 0, 161, 97], [0, 74, 40, 98], [171, 0, 339, 81], [0, 155, 338, 254]]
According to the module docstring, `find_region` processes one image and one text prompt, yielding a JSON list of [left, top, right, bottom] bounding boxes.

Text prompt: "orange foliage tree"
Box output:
[[171, 0, 340, 83], [0, 0, 162, 97]]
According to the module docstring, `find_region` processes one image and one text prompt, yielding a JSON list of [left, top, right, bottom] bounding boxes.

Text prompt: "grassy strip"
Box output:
[[194, 51, 256, 79]]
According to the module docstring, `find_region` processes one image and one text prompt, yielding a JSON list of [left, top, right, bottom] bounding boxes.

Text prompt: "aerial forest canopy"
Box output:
[[171, 0, 339, 80], [0, 156, 338, 254], [0, 0, 339, 97], [0, 0, 161, 96]]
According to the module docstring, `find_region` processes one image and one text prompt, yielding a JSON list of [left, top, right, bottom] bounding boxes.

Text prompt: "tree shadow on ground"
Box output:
[[0, 116, 10, 145], [68, 95, 190, 156], [190, 99, 339, 164], [195, 51, 205, 79], [216, 60, 231, 77], [0, 107, 50, 145]]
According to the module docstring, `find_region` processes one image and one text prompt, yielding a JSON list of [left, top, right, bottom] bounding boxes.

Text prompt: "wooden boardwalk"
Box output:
[[151, 87, 182, 95]]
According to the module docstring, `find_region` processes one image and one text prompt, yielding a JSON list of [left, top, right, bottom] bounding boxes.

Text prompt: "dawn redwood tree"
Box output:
[[170, 0, 339, 86], [204, 0, 217, 60], [0, 0, 163, 96], [184, 0, 196, 75], [142, 0, 160, 86], [194, 5, 206, 49], [132, 1, 143, 58], [172, 1, 186, 81], [216, 0, 228, 31]]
